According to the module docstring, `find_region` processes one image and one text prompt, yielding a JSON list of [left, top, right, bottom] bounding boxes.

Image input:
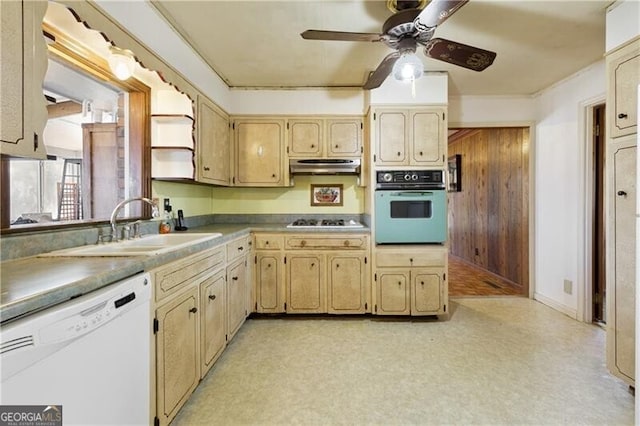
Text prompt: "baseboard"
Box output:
[[534, 292, 578, 320]]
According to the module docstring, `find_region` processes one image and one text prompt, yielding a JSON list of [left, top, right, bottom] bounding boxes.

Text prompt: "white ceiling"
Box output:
[[151, 0, 608, 96]]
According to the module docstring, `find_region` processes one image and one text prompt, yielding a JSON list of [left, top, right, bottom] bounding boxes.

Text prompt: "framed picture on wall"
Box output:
[[310, 184, 343, 206], [448, 154, 462, 192]]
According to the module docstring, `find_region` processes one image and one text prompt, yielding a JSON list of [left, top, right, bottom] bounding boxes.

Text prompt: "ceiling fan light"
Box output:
[[108, 46, 136, 80], [392, 52, 423, 82]]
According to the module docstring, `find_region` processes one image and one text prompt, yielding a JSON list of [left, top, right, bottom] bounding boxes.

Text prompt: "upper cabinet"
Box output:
[[288, 117, 362, 158], [232, 117, 288, 187], [372, 107, 446, 167], [151, 90, 195, 180], [197, 95, 230, 186], [0, 0, 48, 159], [607, 38, 640, 139]]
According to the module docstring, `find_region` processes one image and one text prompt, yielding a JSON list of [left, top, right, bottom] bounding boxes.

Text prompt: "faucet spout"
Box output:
[[109, 197, 159, 242]]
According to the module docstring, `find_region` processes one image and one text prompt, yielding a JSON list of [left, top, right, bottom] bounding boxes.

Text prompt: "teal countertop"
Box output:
[[0, 223, 369, 323]]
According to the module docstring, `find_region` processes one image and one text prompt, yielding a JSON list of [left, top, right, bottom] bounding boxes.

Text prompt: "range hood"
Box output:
[[289, 159, 361, 175]]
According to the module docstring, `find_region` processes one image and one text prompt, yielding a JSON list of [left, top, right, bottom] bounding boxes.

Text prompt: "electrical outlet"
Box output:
[[563, 279, 573, 295]]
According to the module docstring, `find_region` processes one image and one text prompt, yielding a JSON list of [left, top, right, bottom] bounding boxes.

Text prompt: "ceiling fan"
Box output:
[[301, 0, 496, 90]]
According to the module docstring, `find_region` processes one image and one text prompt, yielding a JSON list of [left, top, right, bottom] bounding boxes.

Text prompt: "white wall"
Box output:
[[606, 0, 640, 53], [448, 95, 535, 126], [532, 60, 606, 318]]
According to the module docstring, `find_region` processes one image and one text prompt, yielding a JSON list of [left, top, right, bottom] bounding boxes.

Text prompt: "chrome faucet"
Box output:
[[109, 197, 159, 242]]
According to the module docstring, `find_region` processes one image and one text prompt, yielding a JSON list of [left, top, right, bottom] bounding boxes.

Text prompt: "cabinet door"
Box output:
[[233, 119, 286, 186], [410, 109, 445, 166], [411, 269, 444, 315], [200, 270, 226, 377], [327, 119, 361, 157], [156, 286, 199, 425], [376, 269, 410, 315], [608, 145, 636, 383], [289, 119, 322, 157], [227, 258, 247, 340], [286, 253, 325, 313], [327, 253, 366, 314], [197, 96, 230, 185], [609, 44, 639, 138], [256, 252, 285, 313], [375, 110, 407, 165], [0, 0, 47, 159]]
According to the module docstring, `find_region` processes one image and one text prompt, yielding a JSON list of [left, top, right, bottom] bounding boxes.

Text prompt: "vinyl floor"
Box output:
[[173, 298, 633, 425]]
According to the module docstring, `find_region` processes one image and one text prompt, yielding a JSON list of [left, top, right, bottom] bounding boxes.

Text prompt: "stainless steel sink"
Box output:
[[39, 233, 223, 257]]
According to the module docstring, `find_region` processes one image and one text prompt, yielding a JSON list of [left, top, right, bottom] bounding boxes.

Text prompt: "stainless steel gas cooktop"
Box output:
[[286, 218, 364, 229]]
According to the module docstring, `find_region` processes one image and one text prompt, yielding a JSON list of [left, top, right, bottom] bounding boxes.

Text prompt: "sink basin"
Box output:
[[39, 233, 223, 257]]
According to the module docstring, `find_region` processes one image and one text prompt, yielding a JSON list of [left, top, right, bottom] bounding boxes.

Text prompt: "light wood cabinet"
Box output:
[[287, 252, 325, 313], [155, 285, 200, 426], [254, 234, 285, 313], [199, 269, 226, 378], [607, 141, 636, 386], [327, 253, 368, 314], [374, 246, 448, 316], [607, 38, 640, 139], [227, 256, 247, 340], [197, 96, 230, 185], [232, 117, 287, 186], [372, 107, 446, 167], [253, 232, 370, 315], [0, 0, 48, 159], [287, 117, 362, 158]]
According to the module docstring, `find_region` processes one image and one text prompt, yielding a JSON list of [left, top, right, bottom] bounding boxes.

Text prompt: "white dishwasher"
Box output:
[[0, 272, 152, 425]]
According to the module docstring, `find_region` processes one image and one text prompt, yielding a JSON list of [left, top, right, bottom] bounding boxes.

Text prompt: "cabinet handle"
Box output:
[[267, 263, 271, 268], [618, 113, 628, 119], [419, 151, 423, 156], [397, 151, 401, 156], [336, 263, 340, 269], [409, 258, 413, 263], [398, 281, 402, 286], [232, 276, 239, 281], [311, 262, 315, 268], [238, 246, 244, 251], [300, 240, 306, 247], [271, 173, 276, 178], [265, 241, 270, 245], [189, 307, 198, 314], [203, 166, 210, 171], [311, 144, 315, 148], [421, 281, 425, 286], [343, 240, 350, 247], [617, 190, 628, 197], [209, 294, 216, 301], [335, 144, 339, 148]]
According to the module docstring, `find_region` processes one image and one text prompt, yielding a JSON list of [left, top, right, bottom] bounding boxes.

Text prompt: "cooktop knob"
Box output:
[[382, 173, 393, 182], [404, 174, 411, 181], [411, 174, 419, 181]]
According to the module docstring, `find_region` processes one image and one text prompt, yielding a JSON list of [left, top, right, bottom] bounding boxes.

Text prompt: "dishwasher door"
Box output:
[[0, 272, 152, 426]]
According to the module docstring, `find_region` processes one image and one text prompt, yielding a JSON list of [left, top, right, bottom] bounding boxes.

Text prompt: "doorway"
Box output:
[[447, 127, 530, 297], [592, 104, 606, 324]]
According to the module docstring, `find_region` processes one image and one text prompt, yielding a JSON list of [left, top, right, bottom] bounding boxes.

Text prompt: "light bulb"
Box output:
[[392, 52, 424, 82], [108, 46, 136, 80]]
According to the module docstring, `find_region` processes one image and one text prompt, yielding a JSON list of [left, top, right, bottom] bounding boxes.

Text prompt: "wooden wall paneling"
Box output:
[[448, 127, 529, 291]]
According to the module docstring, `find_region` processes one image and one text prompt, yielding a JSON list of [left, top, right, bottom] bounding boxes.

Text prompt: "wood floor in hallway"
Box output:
[[448, 255, 522, 297]]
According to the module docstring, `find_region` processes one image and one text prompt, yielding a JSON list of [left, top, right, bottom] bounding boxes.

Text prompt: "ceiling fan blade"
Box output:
[[363, 52, 401, 90], [415, 0, 468, 30], [301, 30, 382, 42], [423, 38, 496, 72]]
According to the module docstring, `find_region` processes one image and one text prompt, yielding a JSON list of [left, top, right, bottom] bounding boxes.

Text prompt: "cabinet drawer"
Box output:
[[227, 236, 251, 262], [154, 246, 225, 302], [375, 248, 446, 267], [285, 235, 369, 250], [254, 234, 283, 250]]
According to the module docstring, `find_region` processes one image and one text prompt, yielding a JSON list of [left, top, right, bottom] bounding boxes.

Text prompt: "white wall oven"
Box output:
[[374, 170, 447, 244]]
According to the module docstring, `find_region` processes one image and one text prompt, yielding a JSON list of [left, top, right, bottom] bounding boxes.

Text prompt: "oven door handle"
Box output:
[[390, 191, 435, 197]]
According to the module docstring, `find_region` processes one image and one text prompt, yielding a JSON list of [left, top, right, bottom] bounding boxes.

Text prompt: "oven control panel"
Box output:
[[376, 170, 445, 189]]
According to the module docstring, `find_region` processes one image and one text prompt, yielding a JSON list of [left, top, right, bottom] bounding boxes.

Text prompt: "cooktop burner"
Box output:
[[287, 218, 364, 228]]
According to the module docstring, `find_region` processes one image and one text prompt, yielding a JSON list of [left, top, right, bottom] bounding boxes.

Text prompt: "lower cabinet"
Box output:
[[200, 269, 226, 378], [227, 256, 247, 340], [374, 246, 448, 316], [155, 285, 200, 426], [253, 232, 370, 314]]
